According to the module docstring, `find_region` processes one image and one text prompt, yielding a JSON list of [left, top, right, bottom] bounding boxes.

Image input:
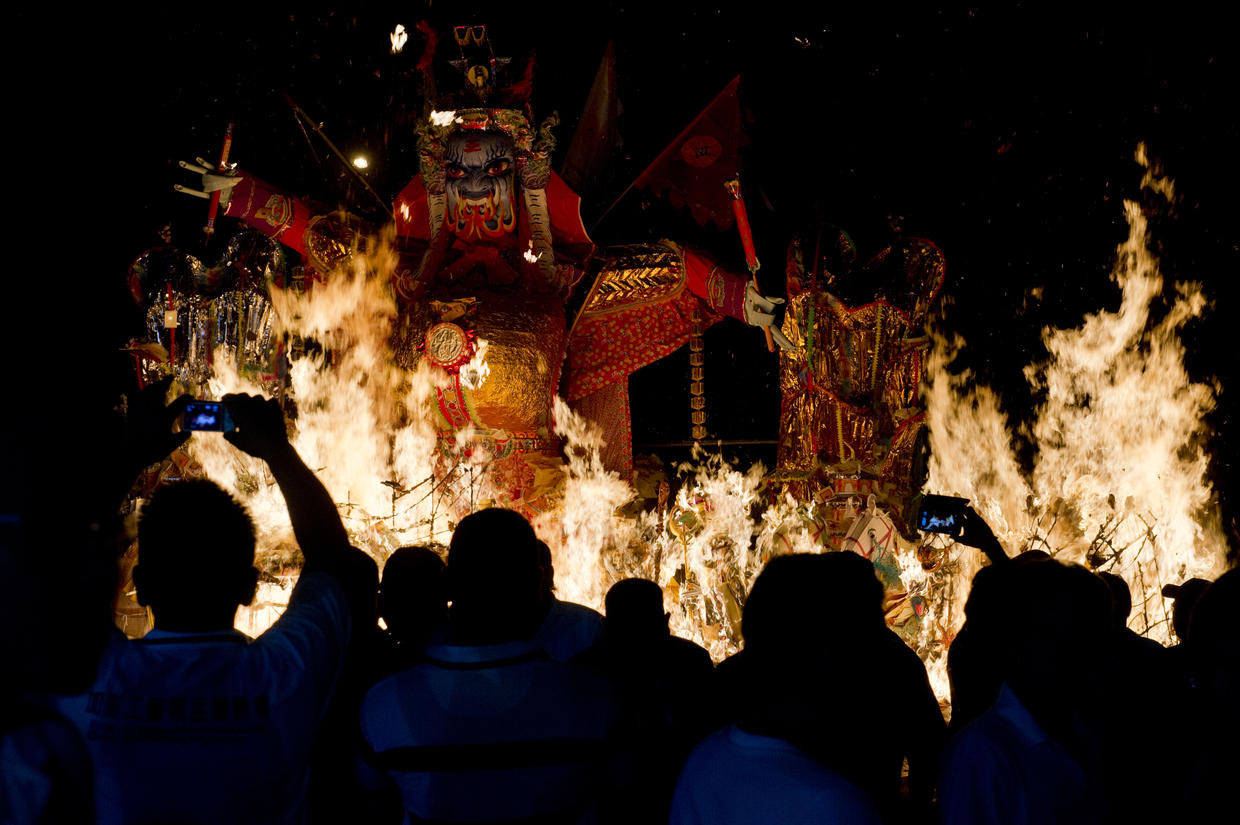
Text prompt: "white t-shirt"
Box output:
[[670, 725, 882, 825], [360, 638, 616, 823], [55, 571, 351, 825]]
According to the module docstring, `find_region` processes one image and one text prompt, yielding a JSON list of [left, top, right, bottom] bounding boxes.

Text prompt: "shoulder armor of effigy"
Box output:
[[572, 241, 688, 323]]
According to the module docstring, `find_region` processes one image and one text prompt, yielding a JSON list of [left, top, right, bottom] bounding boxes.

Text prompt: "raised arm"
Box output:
[[177, 163, 371, 280], [957, 506, 1010, 566], [177, 162, 315, 258], [682, 246, 793, 350], [221, 394, 362, 575]]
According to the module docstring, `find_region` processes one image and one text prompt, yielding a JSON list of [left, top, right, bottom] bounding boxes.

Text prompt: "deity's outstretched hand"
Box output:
[[743, 283, 794, 351], [174, 158, 242, 205]]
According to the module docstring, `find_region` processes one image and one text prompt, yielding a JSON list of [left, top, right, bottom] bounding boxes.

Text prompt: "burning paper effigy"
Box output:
[[118, 21, 1229, 709]]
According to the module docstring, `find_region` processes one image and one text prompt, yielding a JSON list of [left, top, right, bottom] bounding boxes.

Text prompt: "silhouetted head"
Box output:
[[742, 551, 883, 656], [604, 578, 668, 640], [446, 508, 542, 643], [743, 554, 825, 654], [967, 552, 1054, 630], [1187, 569, 1239, 649], [134, 480, 259, 632], [1184, 569, 1240, 707], [819, 550, 887, 629], [739, 552, 883, 736], [1097, 571, 1132, 631], [1004, 560, 1111, 726], [381, 546, 447, 645], [1164, 577, 1211, 642]]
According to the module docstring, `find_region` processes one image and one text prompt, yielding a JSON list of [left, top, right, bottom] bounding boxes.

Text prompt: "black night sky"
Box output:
[[10, 6, 1238, 544]]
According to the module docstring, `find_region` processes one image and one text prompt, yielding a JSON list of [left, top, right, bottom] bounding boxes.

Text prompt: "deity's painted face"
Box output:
[[444, 131, 517, 240]]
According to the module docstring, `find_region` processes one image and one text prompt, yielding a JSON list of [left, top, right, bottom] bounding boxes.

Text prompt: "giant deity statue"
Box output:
[[127, 26, 787, 529], [123, 26, 949, 655]]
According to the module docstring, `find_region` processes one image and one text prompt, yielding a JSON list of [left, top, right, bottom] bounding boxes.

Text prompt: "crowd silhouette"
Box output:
[[2, 382, 1237, 824]]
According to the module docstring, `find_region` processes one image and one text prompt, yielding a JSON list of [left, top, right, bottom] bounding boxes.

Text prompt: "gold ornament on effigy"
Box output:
[[573, 243, 687, 321], [776, 288, 931, 508], [398, 289, 566, 433], [462, 295, 565, 431]]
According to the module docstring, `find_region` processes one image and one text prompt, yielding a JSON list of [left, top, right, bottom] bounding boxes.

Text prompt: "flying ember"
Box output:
[[390, 24, 408, 55]]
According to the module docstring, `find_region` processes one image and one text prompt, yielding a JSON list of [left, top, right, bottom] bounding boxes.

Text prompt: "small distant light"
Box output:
[[353, 156, 369, 169], [398, 202, 411, 221], [391, 24, 408, 54]]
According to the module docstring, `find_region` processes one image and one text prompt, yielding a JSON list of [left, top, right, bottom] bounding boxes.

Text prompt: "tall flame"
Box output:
[[919, 144, 1227, 695]]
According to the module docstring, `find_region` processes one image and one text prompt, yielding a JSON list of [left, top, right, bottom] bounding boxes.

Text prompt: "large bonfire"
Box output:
[[126, 143, 1228, 708]]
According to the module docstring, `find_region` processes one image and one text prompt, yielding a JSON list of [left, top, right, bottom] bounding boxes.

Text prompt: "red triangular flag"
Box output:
[[561, 42, 622, 195], [633, 76, 747, 229]]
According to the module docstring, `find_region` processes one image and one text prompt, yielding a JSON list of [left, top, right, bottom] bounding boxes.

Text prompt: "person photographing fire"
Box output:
[[54, 381, 377, 825]]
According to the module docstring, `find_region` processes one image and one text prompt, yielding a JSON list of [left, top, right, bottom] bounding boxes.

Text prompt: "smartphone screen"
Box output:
[[181, 401, 234, 432], [917, 494, 969, 535]]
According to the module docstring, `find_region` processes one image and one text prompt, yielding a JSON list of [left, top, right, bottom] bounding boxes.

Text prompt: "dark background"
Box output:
[[10, 5, 1238, 542]]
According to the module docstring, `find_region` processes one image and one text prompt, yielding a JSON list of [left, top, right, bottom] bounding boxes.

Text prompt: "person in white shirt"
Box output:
[[670, 554, 883, 825], [55, 392, 377, 825], [360, 509, 618, 823]]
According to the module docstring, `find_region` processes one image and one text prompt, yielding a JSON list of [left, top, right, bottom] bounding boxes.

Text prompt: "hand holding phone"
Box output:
[[918, 494, 1008, 563], [917, 494, 970, 537], [180, 401, 235, 432], [221, 393, 291, 462]]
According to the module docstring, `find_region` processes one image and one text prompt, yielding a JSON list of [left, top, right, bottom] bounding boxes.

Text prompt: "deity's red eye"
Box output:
[[485, 159, 511, 176], [446, 164, 466, 179]]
